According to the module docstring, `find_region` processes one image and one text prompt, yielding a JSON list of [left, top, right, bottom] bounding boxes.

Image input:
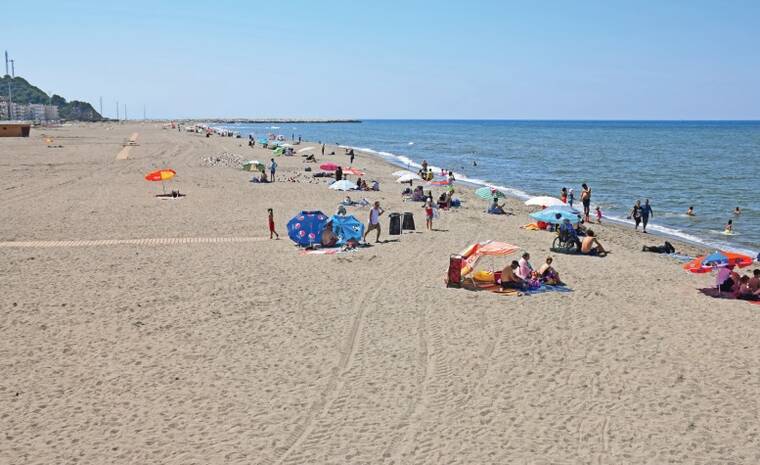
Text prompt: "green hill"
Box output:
[[1, 75, 103, 121]]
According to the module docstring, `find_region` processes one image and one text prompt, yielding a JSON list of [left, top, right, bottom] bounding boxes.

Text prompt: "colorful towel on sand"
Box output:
[[524, 285, 573, 295], [520, 223, 541, 231], [299, 248, 342, 255]]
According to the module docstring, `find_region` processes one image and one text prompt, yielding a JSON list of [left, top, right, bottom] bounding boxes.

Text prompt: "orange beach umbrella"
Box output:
[[683, 250, 754, 273], [145, 169, 176, 182]]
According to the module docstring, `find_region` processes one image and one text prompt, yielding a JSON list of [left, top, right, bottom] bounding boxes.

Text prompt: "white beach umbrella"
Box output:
[[297, 146, 315, 153], [329, 180, 359, 191], [525, 196, 565, 207], [392, 170, 416, 177], [396, 173, 423, 183]]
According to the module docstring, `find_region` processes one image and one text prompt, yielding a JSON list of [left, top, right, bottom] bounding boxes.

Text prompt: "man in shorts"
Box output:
[[581, 230, 607, 256], [364, 201, 385, 243]]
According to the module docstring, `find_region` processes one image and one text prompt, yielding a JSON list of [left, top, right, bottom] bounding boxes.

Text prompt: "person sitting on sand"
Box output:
[[736, 275, 759, 301], [749, 269, 760, 294], [305, 153, 316, 162], [517, 252, 534, 280], [687, 206, 695, 216], [538, 257, 563, 285], [341, 196, 356, 206], [488, 197, 507, 215], [716, 265, 735, 294], [500, 261, 526, 290], [336, 205, 347, 216], [371, 180, 380, 191], [581, 230, 607, 256]]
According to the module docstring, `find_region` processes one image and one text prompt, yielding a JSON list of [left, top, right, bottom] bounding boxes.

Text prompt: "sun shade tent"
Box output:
[[529, 208, 581, 225], [330, 215, 365, 244], [683, 250, 755, 273], [525, 196, 565, 207], [287, 211, 329, 246], [329, 180, 359, 191], [458, 240, 520, 278]]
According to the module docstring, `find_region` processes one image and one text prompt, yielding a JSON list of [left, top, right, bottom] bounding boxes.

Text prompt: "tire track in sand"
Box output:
[[264, 242, 435, 465]]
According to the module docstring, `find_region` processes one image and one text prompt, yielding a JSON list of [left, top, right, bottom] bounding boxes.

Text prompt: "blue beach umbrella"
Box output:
[[287, 211, 329, 246], [330, 215, 365, 244], [529, 208, 581, 225]]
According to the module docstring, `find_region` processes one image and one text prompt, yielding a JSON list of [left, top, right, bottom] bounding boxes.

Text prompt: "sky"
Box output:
[[3, 0, 760, 119]]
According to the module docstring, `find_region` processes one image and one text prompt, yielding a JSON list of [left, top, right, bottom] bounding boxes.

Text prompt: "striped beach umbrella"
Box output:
[[475, 186, 505, 200]]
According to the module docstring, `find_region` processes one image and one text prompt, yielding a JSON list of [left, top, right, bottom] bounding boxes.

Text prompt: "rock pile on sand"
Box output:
[[201, 152, 244, 169]]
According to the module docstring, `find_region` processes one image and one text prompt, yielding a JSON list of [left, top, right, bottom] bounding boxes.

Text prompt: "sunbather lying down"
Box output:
[[642, 241, 675, 254]]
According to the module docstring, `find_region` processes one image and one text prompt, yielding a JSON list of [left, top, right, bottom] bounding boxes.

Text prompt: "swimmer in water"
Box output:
[[686, 206, 695, 216], [725, 219, 734, 234], [734, 206, 741, 216]]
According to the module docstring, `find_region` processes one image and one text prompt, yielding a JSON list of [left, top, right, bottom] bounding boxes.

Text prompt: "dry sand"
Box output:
[[1, 123, 759, 464]]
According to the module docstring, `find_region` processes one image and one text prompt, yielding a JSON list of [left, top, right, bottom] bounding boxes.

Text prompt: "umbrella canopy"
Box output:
[[529, 208, 581, 225], [257, 138, 268, 144], [329, 180, 359, 191], [297, 146, 315, 153], [287, 211, 329, 246], [330, 214, 365, 244], [242, 160, 265, 172], [273, 147, 284, 155], [392, 170, 416, 177], [343, 167, 365, 176], [475, 186, 506, 200], [683, 250, 755, 273], [397, 173, 422, 183], [525, 196, 565, 207], [320, 163, 340, 172], [145, 169, 176, 181]]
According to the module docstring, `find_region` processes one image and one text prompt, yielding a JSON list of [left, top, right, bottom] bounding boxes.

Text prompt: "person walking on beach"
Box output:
[[349, 149, 355, 166], [629, 200, 643, 231], [424, 199, 434, 231], [595, 206, 603, 224], [364, 201, 385, 243], [267, 208, 279, 239], [269, 159, 278, 182], [641, 199, 653, 233], [581, 183, 592, 222], [321, 144, 325, 156]]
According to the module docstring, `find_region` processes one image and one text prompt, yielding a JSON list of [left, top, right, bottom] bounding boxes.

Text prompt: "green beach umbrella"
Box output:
[[475, 186, 505, 200], [273, 147, 284, 156], [243, 160, 265, 172]]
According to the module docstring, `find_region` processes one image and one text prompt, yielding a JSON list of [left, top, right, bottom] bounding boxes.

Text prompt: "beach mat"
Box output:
[[525, 285, 573, 295]]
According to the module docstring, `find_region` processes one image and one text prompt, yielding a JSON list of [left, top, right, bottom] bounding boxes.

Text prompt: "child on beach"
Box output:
[[595, 206, 603, 224], [267, 208, 279, 239], [424, 199, 434, 230]]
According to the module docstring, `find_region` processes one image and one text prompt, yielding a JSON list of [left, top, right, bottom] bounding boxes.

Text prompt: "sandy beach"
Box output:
[[2, 122, 760, 464]]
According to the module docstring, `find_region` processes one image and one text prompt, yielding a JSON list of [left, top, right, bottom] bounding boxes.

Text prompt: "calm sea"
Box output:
[[217, 120, 760, 255]]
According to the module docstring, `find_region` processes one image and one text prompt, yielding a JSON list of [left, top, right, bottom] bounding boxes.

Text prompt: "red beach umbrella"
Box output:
[[319, 163, 339, 172]]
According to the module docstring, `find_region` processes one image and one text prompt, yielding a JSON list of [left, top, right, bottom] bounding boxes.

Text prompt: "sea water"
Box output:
[[218, 120, 759, 255]]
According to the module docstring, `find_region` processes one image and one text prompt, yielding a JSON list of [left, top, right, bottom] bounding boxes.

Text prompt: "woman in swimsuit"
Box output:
[[581, 183, 592, 222], [628, 200, 642, 231]]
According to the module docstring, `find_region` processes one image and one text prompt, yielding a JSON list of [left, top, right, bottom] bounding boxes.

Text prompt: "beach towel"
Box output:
[[524, 285, 573, 295], [299, 248, 342, 256], [520, 223, 541, 231]]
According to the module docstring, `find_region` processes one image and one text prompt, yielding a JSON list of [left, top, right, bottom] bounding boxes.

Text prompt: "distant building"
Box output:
[[0, 99, 59, 122]]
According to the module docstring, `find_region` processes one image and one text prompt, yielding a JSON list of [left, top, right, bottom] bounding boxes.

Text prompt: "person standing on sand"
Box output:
[[424, 199, 434, 231], [321, 144, 325, 156], [595, 206, 603, 224], [267, 208, 279, 239], [269, 158, 277, 182], [568, 188, 575, 207], [364, 201, 385, 243], [628, 200, 642, 231], [581, 183, 592, 222], [349, 149, 355, 166], [641, 199, 653, 233], [560, 187, 568, 204]]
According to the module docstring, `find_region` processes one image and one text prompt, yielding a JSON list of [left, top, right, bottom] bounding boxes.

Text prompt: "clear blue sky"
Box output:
[[4, 0, 759, 119]]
